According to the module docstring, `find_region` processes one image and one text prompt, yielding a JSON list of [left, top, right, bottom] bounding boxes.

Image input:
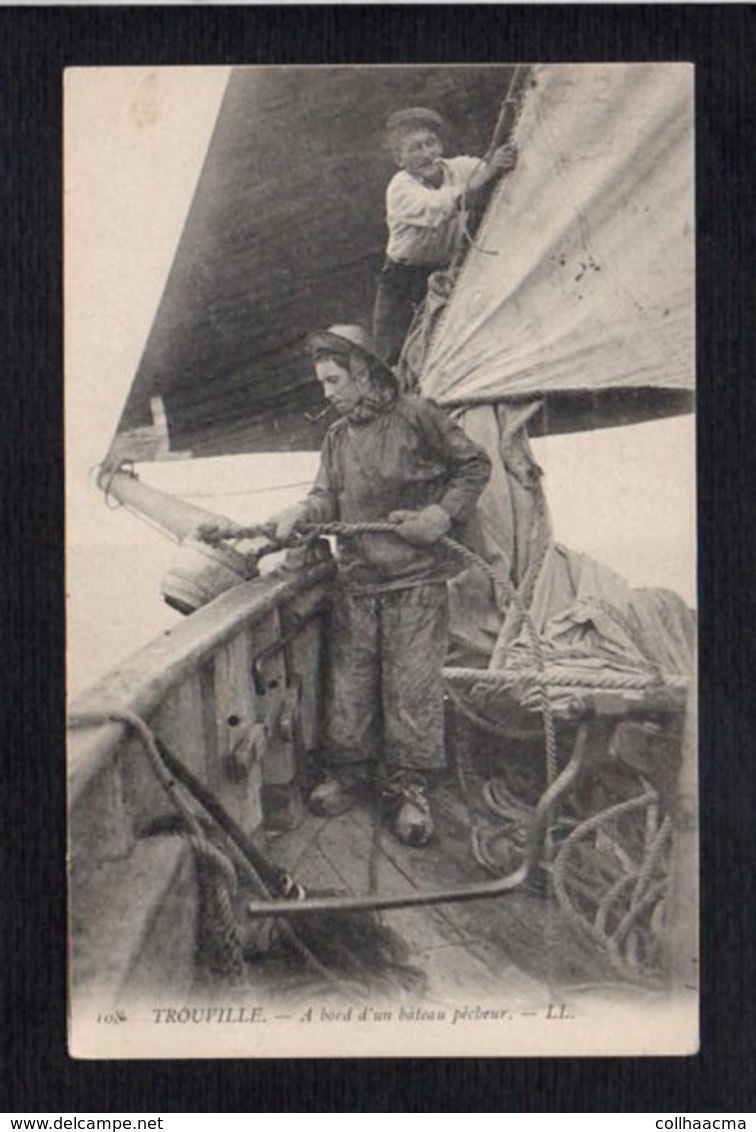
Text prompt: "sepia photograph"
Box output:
[[65, 62, 697, 1059]]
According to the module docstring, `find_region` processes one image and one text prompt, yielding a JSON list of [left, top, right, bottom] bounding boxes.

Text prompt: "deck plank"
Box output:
[[386, 789, 583, 985], [260, 814, 329, 877], [315, 807, 476, 950], [260, 779, 618, 993]]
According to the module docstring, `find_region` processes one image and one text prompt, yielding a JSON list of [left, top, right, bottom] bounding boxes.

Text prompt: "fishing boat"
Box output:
[[67, 63, 697, 1058]]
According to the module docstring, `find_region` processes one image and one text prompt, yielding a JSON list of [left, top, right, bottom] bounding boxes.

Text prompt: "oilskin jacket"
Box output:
[[300, 394, 491, 592]]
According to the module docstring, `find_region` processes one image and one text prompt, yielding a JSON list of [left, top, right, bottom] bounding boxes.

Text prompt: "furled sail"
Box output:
[[412, 64, 697, 688], [420, 63, 694, 434]]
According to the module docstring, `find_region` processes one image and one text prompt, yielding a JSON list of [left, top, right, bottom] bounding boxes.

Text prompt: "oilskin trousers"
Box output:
[[326, 582, 449, 774], [372, 259, 432, 366]]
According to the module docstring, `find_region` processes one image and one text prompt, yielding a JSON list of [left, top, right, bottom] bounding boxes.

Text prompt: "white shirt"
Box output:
[[385, 156, 482, 268]]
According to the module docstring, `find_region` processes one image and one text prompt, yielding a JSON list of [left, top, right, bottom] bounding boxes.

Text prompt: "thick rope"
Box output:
[[191, 519, 684, 966], [70, 708, 210, 841], [444, 665, 688, 694], [152, 735, 295, 898], [185, 833, 238, 894], [595, 873, 638, 938], [69, 707, 244, 981], [245, 725, 587, 919], [189, 836, 245, 983], [550, 788, 671, 982], [630, 814, 672, 912], [68, 708, 362, 999]]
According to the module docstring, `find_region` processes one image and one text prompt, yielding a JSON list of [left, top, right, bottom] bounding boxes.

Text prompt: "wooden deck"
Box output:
[[246, 773, 618, 1007]]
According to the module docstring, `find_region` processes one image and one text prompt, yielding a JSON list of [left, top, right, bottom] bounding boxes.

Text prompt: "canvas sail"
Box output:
[[420, 63, 694, 433], [417, 65, 696, 691]]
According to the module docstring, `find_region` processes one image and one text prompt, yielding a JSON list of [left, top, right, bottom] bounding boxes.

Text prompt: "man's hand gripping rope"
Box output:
[[193, 506, 454, 550]]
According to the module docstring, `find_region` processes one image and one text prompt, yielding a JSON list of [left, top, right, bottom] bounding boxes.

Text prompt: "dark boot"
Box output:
[[308, 766, 369, 818], [381, 771, 434, 847]]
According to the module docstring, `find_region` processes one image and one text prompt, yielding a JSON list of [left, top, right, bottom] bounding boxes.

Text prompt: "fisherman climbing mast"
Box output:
[[372, 105, 518, 366]]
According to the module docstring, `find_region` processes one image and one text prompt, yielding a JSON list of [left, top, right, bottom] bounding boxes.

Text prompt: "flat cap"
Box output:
[[385, 106, 444, 133]]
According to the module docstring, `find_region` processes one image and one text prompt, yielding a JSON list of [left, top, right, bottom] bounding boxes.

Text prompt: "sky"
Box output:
[[65, 66, 696, 695]]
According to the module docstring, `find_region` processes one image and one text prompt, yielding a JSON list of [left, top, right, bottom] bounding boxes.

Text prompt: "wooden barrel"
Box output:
[[161, 537, 256, 614]]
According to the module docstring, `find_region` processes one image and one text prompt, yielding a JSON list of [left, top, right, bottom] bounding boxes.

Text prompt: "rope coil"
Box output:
[[549, 788, 671, 982]]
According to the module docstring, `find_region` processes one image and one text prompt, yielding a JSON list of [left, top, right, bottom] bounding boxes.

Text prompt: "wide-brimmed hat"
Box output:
[[385, 107, 444, 133], [305, 324, 395, 381]]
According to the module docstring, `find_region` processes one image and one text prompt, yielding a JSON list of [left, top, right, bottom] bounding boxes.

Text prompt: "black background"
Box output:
[[2, 3, 755, 1114]]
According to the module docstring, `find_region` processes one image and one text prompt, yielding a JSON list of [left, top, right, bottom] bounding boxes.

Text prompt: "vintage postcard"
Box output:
[[66, 63, 697, 1058]]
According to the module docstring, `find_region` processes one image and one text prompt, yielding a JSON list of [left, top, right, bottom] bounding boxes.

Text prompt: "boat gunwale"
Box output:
[[67, 558, 336, 808]]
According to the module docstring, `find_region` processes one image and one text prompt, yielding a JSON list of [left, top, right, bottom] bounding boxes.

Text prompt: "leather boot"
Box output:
[[382, 772, 434, 847], [308, 767, 368, 817]]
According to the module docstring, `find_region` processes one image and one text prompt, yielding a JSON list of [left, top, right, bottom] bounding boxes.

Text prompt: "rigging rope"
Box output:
[[68, 707, 362, 999], [180, 481, 314, 500], [69, 706, 245, 981]]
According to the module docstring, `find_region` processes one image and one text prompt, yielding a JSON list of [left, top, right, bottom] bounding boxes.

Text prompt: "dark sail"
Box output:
[[107, 65, 514, 462]]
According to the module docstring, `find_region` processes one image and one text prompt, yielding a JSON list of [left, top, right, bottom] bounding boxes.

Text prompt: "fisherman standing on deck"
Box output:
[[373, 107, 518, 365], [262, 326, 491, 846]]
